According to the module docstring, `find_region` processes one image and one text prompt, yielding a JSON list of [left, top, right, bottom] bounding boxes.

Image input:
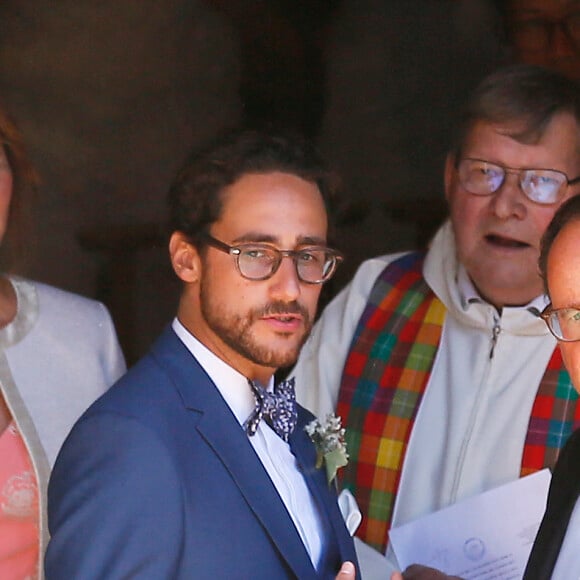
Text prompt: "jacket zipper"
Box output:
[[489, 318, 501, 359], [450, 313, 501, 503]]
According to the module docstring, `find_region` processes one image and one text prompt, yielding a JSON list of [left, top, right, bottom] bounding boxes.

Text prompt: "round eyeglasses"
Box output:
[[540, 305, 580, 342], [457, 158, 580, 205], [202, 234, 343, 284]]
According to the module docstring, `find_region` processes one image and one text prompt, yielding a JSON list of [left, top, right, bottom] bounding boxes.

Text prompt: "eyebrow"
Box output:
[[232, 233, 328, 247]]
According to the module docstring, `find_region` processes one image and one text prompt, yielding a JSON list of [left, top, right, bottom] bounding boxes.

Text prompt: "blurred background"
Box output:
[[0, 0, 508, 363]]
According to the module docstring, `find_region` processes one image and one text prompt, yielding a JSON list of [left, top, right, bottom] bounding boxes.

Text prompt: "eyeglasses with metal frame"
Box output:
[[540, 304, 580, 342], [202, 233, 343, 284], [457, 158, 580, 205]]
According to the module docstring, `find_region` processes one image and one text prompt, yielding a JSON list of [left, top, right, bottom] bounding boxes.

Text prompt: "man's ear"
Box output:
[[169, 231, 201, 283], [444, 152, 457, 204]]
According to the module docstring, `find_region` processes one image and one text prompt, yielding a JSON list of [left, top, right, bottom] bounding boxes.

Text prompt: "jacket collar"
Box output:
[[150, 327, 321, 578], [425, 221, 554, 336]]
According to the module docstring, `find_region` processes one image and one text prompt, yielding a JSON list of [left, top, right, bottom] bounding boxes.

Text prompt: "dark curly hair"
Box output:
[[166, 128, 340, 247]]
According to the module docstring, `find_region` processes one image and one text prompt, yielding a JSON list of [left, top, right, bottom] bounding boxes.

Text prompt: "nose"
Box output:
[[269, 255, 301, 301], [489, 173, 527, 220]]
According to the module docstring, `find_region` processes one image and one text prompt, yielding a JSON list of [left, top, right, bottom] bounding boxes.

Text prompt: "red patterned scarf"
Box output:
[[337, 251, 580, 552]]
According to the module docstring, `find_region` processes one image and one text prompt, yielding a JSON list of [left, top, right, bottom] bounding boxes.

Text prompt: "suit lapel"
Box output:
[[151, 328, 318, 579], [196, 413, 317, 578]]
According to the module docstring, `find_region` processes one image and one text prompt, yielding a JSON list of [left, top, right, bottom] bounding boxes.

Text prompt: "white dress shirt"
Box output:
[[172, 318, 326, 569]]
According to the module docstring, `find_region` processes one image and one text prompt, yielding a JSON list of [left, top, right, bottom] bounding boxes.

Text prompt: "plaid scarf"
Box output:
[[336, 251, 580, 552]]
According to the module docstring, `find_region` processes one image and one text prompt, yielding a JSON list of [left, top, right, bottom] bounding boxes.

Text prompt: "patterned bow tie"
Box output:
[[244, 377, 298, 442]]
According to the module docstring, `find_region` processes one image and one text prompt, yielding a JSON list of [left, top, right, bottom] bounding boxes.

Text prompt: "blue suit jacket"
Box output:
[[45, 327, 358, 579]]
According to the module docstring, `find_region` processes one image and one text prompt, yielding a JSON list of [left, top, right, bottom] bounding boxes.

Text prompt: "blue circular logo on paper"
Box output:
[[463, 537, 485, 561]]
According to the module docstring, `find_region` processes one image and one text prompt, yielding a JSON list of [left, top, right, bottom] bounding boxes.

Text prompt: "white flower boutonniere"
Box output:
[[305, 413, 349, 486]]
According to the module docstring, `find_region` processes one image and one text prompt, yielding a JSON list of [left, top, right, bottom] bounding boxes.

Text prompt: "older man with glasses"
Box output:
[[291, 64, 580, 579]]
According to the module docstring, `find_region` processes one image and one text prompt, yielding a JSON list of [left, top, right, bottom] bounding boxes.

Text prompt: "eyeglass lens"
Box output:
[[548, 308, 580, 341], [237, 246, 336, 283], [458, 160, 566, 204]]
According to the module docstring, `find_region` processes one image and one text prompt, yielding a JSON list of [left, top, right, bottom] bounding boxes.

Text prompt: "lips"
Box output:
[[266, 314, 301, 323], [261, 313, 303, 333], [485, 234, 530, 249], [257, 302, 310, 332], [278, 314, 299, 322], [260, 302, 308, 321]]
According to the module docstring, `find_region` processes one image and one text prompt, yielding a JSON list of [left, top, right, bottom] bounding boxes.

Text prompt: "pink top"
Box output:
[[0, 421, 39, 579]]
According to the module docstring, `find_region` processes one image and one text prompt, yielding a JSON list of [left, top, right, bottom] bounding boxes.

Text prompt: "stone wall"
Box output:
[[318, 0, 504, 289], [0, 0, 240, 293], [0, 0, 504, 360]]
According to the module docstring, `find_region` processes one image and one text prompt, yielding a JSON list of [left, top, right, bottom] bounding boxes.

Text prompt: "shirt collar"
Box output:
[[456, 263, 549, 313], [171, 318, 273, 425]]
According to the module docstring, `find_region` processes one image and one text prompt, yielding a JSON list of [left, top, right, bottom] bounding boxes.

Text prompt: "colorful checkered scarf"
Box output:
[[336, 251, 580, 552]]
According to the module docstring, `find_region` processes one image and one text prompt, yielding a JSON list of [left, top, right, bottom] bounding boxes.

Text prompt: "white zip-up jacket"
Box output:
[[0, 277, 126, 579], [292, 221, 560, 578]]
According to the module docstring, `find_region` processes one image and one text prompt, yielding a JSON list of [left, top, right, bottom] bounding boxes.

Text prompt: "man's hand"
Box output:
[[390, 564, 463, 579], [336, 560, 356, 579]]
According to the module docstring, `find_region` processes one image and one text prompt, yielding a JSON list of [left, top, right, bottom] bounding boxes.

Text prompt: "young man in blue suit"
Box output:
[[44, 130, 358, 579]]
